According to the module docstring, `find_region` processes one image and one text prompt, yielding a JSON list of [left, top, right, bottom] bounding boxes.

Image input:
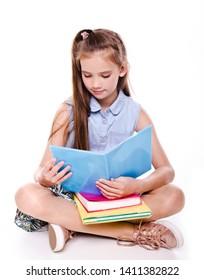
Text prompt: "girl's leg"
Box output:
[[15, 183, 133, 238], [15, 182, 185, 250], [140, 183, 185, 222]]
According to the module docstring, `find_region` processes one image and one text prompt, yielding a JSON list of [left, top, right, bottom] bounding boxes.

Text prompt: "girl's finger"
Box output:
[[42, 158, 57, 173], [55, 165, 71, 180], [57, 171, 73, 184], [100, 189, 120, 199], [96, 184, 119, 195], [49, 161, 66, 176], [97, 178, 118, 189]]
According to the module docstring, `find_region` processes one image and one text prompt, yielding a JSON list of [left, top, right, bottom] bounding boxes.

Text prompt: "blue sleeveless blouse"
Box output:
[[65, 90, 141, 152]]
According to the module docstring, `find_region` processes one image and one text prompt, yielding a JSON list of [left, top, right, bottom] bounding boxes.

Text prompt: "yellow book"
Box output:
[[74, 195, 152, 224]]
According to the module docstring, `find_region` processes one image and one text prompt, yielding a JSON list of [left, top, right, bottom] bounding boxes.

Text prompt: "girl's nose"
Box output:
[[92, 78, 101, 89]]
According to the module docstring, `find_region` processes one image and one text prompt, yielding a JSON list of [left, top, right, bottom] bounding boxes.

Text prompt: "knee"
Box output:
[[169, 185, 185, 213], [15, 183, 38, 213]]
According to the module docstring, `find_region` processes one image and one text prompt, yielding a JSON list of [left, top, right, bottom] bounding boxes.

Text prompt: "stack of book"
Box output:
[[74, 192, 152, 224]]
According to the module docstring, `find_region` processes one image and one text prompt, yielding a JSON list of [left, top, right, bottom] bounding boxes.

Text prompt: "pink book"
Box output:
[[75, 192, 142, 212]]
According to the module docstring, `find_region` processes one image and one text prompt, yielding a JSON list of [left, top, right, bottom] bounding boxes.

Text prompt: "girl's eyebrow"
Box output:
[[81, 70, 112, 74]]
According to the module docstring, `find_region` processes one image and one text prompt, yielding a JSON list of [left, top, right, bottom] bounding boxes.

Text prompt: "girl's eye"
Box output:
[[83, 73, 110, 78], [84, 74, 91, 78]]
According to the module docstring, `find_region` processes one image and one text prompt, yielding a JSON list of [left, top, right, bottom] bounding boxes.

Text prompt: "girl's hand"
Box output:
[[37, 158, 72, 187], [96, 177, 141, 199]]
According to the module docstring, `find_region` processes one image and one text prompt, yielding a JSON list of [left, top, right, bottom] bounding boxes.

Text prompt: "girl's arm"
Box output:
[[96, 107, 175, 198], [135, 107, 175, 192], [34, 102, 72, 187]]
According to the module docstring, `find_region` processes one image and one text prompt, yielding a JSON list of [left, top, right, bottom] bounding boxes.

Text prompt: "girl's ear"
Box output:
[[119, 63, 128, 77]]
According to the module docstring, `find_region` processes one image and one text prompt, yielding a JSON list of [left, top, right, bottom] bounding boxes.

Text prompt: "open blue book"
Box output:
[[50, 125, 152, 196]]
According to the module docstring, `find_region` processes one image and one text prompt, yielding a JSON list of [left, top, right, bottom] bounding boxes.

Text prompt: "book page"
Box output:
[[50, 146, 107, 194], [107, 125, 152, 179]]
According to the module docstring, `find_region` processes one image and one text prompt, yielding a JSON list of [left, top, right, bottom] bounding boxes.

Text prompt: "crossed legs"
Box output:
[[15, 182, 185, 239]]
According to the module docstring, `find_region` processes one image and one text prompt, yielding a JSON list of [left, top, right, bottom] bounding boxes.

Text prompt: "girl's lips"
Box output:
[[93, 90, 104, 94]]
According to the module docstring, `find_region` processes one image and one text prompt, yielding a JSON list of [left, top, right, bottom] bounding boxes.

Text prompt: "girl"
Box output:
[[15, 29, 185, 252]]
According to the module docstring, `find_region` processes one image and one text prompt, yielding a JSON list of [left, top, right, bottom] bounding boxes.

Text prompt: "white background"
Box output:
[[0, 0, 203, 278]]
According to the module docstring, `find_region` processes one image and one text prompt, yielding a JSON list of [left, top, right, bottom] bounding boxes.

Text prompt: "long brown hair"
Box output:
[[50, 29, 132, 150]]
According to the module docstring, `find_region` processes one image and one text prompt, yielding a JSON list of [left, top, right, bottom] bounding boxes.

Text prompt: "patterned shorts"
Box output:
[[14, 184, 76, 232]]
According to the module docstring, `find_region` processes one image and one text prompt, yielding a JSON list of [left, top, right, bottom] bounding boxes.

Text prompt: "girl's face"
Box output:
[[80, 52, 127, 109]]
